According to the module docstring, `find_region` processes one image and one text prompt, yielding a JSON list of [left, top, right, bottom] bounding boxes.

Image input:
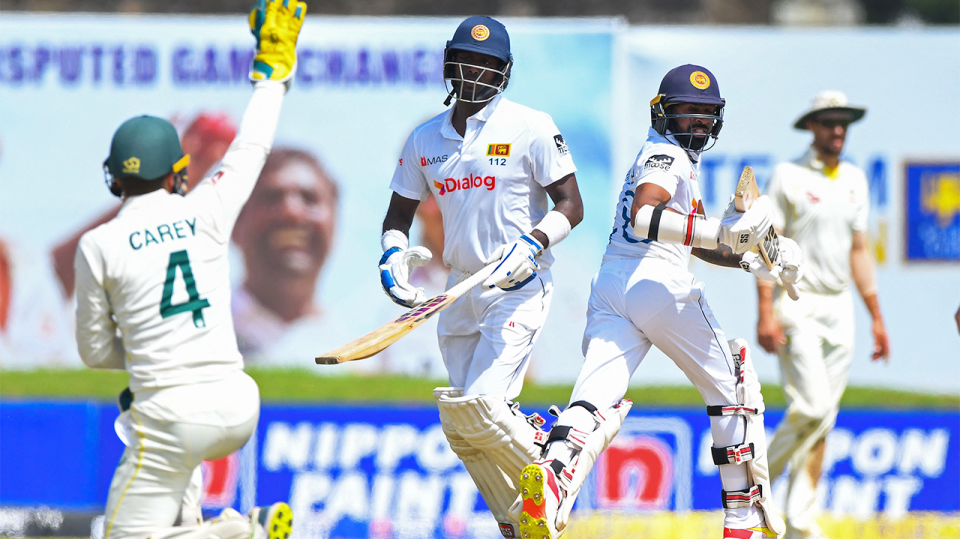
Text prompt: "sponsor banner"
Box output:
[[2, 401, 957, 538], [903, 161, 960, 261]]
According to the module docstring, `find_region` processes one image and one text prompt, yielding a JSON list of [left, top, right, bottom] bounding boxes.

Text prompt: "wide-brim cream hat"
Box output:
[[793, 90, 867, 130]]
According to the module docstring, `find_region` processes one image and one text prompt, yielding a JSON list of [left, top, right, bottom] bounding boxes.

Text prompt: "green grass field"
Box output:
[[2, 368, 957, 409]]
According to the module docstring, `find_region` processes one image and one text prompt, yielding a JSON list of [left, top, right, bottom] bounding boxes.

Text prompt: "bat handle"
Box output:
[[782, 280, 800, 301]]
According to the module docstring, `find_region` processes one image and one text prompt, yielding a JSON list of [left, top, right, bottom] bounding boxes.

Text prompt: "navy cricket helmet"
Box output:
[[443, 16, 513, 105], [650, 64, 725, 152]]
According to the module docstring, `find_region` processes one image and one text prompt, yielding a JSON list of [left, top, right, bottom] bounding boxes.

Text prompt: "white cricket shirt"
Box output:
[[389, 95, 577, 274], [604, 128, 704, 267], [75, 81, 285, 392], [766, 147, 869, 294]]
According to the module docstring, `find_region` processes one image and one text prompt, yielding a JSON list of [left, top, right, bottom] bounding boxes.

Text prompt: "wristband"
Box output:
[[534, 210, 572, 248], [381, 229, 409, 253]]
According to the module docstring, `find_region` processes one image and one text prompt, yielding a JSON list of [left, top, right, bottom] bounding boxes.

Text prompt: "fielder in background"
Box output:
[[523, 65, 802, 539], [73, 2, 304, 538], [378, 16, 584, 538], [757, 91, 890, 539]]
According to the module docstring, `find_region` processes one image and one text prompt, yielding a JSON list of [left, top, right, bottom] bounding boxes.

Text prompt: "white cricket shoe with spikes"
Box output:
[[518, 461, 563, 539]]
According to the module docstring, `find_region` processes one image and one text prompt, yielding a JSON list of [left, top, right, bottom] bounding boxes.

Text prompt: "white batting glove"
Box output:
[[777, 236, 804, 286], [740, 251, 781, 282], [718, 195, 774, 254], [379, 246, 432, 308], [482, 234, 543, 291]]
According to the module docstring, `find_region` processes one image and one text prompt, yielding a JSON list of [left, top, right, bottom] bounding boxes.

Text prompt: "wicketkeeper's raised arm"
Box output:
[[204, 0, 306, 232]]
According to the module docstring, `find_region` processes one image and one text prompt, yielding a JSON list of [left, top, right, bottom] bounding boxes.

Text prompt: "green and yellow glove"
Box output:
[[249, 0, 307, 85]]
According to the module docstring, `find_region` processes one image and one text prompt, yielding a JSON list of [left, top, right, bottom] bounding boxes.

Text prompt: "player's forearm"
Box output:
[[692, 244, 742, 268], [850, 234, 881, 318], [757, 280, 776, 318]]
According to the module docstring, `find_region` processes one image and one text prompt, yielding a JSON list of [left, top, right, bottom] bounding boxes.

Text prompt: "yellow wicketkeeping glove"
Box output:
[[249, 0, 307, 84]]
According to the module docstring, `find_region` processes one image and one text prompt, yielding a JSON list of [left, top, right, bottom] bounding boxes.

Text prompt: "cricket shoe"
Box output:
[[518, 461, 563, 539], [723, 526, 780, 539], [250, 502, 294, 539]]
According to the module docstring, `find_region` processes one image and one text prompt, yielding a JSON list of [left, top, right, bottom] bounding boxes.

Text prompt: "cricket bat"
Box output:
[[316, 262, 498, 365], [735, 167, 800, 301]]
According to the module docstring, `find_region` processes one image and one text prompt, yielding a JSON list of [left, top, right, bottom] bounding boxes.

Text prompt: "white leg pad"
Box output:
[[435, 388, 537, 538], [709, 340, 785, 536], [554, 400, 632, 530], [437, 393, 547, 479]]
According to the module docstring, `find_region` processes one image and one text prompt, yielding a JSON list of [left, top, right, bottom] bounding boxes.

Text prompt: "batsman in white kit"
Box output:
[[378, 16, 584, 538], [74, 2, 304, 538], [519, 65, 805, 539]]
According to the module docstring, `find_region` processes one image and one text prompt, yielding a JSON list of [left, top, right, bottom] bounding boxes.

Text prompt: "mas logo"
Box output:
[[471, 25, 490, 41], [421, 155, 448, 166], [690, 71, 711, 90], [122, 157, 141, 174], [487, 144, 511, 157]]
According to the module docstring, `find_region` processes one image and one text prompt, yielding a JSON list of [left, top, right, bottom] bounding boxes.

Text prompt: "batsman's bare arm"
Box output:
[[382, 193, 419, 236], [537, 173, 583, 247]]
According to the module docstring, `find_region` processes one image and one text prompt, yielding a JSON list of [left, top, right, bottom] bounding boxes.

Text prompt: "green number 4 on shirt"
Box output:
[[160, 250, 210, 328]]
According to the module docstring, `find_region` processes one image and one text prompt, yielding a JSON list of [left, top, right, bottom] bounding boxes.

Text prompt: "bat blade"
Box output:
[[734, 166, 800, 301], [315, 262, 497, 364], [315, 293, 456, 364], [734, 166, 778, 271], [734, 166, 761, 213]]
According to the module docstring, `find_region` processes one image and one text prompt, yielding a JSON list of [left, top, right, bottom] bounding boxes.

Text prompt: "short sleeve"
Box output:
[[527, 113, 577, 187], [765, 165, 787, 232], [389, 131, 429, 201], [635, 153, 682, 198]]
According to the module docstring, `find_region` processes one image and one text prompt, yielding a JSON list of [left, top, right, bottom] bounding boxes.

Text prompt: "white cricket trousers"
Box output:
[[570, 257, 739, 409], [438, 268, 553, 400], [768, 289, 854, 539], [103, 370, 260, 539], [569, 257, 769, 530]]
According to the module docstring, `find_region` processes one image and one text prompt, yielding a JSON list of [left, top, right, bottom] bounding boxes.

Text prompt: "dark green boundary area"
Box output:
[[2, 368, 958, 409]]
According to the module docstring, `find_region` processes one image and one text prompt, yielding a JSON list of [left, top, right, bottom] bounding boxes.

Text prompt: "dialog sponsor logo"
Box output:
[[436, 174, 496, 196]]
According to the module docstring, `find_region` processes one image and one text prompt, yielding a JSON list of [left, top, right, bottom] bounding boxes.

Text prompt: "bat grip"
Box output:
[[782, 279, 800, 301]]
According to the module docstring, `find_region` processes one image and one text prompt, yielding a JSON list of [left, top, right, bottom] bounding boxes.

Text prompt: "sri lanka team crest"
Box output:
[[471, 24, 490, 41], [690, 71, 711, 90], [487, 143, 511, 157]]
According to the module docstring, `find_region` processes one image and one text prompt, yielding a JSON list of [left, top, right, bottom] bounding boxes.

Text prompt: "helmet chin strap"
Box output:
[[443, 88, 456, 107]]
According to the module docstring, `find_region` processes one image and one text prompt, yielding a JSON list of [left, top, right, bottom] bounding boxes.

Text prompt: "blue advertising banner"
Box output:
[[2, 401, 958, 539], [904, 161, 960, 261]]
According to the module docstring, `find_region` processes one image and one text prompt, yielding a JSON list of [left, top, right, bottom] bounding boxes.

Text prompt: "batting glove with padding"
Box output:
[[379, 246, 432, 308], [740, 251, 780, 282], [249, 0, 306, 85], [483, 234, 543, 291], [718, 195, 774, 254], [777, 236, 804, 286]]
